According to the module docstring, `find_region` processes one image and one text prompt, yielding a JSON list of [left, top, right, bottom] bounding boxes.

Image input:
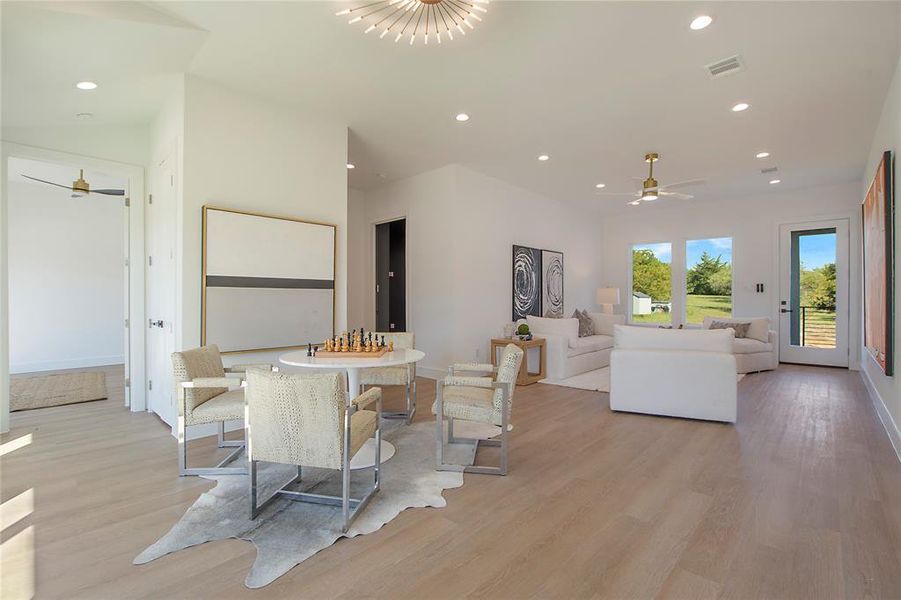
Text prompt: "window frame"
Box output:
[[683, 236, 735, 328]]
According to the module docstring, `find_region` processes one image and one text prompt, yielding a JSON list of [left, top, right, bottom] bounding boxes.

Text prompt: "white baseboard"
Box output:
[[10, 355, 125, 374], [860, 367, 901, 463], [416, 365, 444, 380]]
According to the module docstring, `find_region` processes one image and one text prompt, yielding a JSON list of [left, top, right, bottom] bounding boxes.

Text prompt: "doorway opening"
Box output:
[[779, 219, 849, 367], [7, 157, 129, 412], [375, 218, 406, 332]]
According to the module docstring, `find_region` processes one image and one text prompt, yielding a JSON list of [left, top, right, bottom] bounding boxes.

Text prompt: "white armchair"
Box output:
[[610, 326, 737, 423], [171, 344, 275, 476], [359, 331, 416, 423], [433, 344, 524, 475]]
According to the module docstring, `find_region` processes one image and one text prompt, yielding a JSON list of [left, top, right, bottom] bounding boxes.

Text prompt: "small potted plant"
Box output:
[[516, 323, 532, 341]]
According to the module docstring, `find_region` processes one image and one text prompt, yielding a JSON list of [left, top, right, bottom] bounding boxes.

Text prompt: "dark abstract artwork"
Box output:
[[512, 245, 542, 321], [542, 249, 564, 317]]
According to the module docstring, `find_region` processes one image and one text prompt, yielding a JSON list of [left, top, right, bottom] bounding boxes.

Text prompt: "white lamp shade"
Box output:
[[596, 287, 621, 305]]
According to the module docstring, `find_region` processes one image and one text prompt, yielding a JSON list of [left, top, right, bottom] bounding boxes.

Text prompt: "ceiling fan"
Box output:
[[596, 153, 705, 205], [20, 168, 125, 198]]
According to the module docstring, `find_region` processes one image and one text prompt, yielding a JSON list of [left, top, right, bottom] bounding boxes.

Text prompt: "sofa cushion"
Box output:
[[573, 309, 595, 337], [586, 312, 626, 336], [703, 316, 770, 343], [527, 315, 579, 343], [733, 338, 773, 354], [614, 325, 733, 353], [567, 334, 614, 357], [709, 320, 751, 338]]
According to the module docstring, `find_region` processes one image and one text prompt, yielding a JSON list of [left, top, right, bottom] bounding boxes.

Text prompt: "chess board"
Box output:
[[315, 347, 389, 358]]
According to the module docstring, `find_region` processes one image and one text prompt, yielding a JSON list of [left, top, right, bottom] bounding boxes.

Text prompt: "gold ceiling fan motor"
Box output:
[[641, 152, 659, 201]]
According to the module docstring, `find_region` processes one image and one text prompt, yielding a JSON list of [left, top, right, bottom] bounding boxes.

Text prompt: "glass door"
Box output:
[[778, 219, 849, 367]]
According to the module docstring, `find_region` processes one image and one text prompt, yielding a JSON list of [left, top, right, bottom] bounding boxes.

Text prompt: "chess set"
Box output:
[[311, 329, 393, 358]]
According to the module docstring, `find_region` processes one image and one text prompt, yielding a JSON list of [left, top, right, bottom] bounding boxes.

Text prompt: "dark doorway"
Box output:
[[375, 219, 406, 332]]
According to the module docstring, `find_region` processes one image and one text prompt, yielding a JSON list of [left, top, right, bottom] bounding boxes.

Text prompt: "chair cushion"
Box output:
[[349, 409, 378, 459], [359, 366, 410, 386], [527, 315, 579, 343], [432, 385, 498, 425], [733, 338, 773, 354], [188, 388, 244, 425]]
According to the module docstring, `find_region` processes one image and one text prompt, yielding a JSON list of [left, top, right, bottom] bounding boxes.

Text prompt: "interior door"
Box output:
[[375, 222, 390, 331], [778, 219, 849, 367], [146, 154, 177, 427]]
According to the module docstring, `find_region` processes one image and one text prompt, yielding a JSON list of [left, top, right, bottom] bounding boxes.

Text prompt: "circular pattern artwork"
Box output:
[[543, 252, 564, 317], [513, 246, 541, 320]]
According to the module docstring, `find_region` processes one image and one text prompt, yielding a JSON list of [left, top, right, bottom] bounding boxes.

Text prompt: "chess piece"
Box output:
[[307, 343, 313, 357], [388, 341, 394, 352], [381, 335, 386, 348]]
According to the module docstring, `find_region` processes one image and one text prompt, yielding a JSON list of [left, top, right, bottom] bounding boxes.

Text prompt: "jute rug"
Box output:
[[135, 420, 491, 588], [10, 371, 107, 411], [540, 366, 745, 392]]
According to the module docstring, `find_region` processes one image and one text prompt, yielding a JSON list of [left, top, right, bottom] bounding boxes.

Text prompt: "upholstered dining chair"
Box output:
[[171, 345, 274, 477], [433, 343, 524, 475], [245, 370, 382, 533], [359, 332, 416, 423]]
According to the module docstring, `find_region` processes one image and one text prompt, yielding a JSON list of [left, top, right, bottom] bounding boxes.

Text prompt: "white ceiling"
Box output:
[[3, 1, 899, 214]]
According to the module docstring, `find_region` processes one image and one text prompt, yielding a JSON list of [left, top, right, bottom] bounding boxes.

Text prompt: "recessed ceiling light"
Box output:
[[455, 113, 470, 122], [76, 81, 97, 90], [690, 15, 713, 30], [629, 200, 641, 206], [346, 163, 355, 169], [76, 112, 94, 120], [731, 102, 750, 112], [769, 179, 781, 184], [538, 154, 550, 161], [595, 183, 606, 189], [755, 151, 770, 159]]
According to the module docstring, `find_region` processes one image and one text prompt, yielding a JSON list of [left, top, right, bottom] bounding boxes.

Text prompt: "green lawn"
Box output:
[[632, 294, 732, 324]]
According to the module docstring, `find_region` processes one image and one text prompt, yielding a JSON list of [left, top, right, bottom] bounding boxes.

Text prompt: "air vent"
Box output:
[[705, 55, 745, 78], [761, 166, 778, 174]]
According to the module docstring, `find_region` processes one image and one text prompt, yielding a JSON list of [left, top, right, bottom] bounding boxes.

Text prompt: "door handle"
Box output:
[[780, 309, 792, 313], [149, 319, 164, 328]]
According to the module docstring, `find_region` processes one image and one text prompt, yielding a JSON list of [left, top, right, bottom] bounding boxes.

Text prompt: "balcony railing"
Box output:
[[800, 306, 836, 348]]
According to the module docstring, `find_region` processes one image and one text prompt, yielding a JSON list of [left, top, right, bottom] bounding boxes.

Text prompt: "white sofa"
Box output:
[[701, 316, 778, 374], [526, 313, 626, 380], [610, 325, 737, 423]]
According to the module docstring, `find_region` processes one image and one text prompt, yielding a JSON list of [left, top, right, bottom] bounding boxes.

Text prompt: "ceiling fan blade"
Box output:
[[92, 189, 126, 196], [20, 174, 72, 191], [660, 178, 706, 190], [596, 191, 640, 196], [659, 191, 694, 200]]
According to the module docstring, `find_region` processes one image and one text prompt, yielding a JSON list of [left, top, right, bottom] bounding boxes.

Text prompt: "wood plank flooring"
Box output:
[[2, 364, 900, 599]]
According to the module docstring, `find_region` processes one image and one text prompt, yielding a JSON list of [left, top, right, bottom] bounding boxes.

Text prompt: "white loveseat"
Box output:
[[527, 313, 626, 380], [701, 316, 778, 374], [610, 325, 737, 423]]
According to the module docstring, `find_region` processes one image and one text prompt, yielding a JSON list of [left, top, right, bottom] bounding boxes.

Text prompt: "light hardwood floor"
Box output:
[[2, 365, 900, 599]]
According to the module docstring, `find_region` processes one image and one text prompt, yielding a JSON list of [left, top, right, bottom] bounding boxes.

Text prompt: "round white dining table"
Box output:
[[278, 348, 426, 470]]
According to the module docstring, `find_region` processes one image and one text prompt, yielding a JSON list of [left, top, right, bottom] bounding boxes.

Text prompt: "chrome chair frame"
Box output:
[[177, 364, 275, 477], [248, 389, 382, 533], [435, 364, 512, 476]]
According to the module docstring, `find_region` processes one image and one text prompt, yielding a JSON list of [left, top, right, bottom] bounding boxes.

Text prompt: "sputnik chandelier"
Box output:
[[336, 0, 489, 45]]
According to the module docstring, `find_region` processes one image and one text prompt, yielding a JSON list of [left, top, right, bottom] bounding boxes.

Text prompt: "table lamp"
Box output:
[[596, 287, 621, 314]]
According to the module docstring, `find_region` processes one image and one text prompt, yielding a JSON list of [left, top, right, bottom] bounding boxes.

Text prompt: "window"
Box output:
[[631, 243, 672, 324], [685, 237, 732, 325]]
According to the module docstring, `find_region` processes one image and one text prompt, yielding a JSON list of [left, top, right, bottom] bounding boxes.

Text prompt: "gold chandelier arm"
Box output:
[[339, 0, 391, 15], [374, 1, 411, 27], [444, 0, 472, 22], [412, 2, 425, 37], [398, 2, 421, 36], [384, 1, 414, 31], [435, 1, 451, 31], [437, 1, 459, 27], [357, 1, 400, 21]]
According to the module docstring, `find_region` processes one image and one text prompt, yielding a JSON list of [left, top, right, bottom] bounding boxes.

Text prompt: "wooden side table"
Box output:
[[490, 337, 546, 386]]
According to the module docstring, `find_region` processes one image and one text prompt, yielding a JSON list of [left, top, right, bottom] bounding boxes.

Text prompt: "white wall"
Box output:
[[349, 164, 604, 376], [180, 75, 348, 367], [861, 54, 901, 454], [8, 180, 125, 372], [347, 186, 368, 329], [2, 124, 150, 167], [600, 181, 862, 366]]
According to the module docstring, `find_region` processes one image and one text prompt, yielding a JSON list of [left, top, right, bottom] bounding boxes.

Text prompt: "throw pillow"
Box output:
[[573, 309, 595, 337], [709, 320, 750, 338]]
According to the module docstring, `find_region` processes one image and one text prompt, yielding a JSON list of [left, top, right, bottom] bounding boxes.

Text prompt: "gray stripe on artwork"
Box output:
[[206, 276, 335, 290]]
